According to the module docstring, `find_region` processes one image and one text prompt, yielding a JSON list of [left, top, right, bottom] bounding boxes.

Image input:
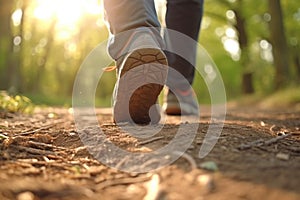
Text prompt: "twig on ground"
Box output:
[[173, 151, 197, 169], [237, 139, 264, 150], [138, 136, 164, 145], [264, 134, 291, 145], [0, 133, 9, 140], [115, 155, 130, 169], [136, 151, 197, 171], [291, 131, 300, 135], [137, 158, 163, 171], [11, 145, 56, 155], [43, 156, 51, 162], [286, 146, 300, 153], [15, 159, 81, 171], [269, 125, 278, 133], [238, 134, 292, 150], [96, 174, 152, 190], [27, 141, 69, 151], [18, 120, 65, 136]]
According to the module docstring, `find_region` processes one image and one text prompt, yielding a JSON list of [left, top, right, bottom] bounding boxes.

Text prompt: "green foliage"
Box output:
[[0, 0, 299, 106], [260, 86, 300, 108], [0, 91, 34, 114], [202, 0, 300, 97], [232, 86, 300, 108]]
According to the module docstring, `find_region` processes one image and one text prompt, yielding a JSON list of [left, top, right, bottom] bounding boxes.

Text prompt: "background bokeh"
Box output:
[[0, 0, 299, 107]]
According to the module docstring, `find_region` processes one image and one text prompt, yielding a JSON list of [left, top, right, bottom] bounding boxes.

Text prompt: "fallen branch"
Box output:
[[135, 151, 197, 171], [0, 133, 9, 140], [173, 151, 197, 169], [138, 136, 164, 145], [27, 141, 69, 151], [291, 131, 300, 135], [264, 134, 291, 145], [237, 139, 264, 150], [11, 145, 56, 155], [96, 174, 152, 190], [15, 159, 88, 171], [238, 134, 291, 150], [18, 120, 65, 136], [115, 155, 130, 169]]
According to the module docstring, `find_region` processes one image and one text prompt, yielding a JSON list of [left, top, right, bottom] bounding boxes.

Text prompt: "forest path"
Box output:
[[0, 106, 299, 200]]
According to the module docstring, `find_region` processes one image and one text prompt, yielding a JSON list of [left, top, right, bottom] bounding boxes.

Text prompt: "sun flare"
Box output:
[[33, 0, 103, 39]]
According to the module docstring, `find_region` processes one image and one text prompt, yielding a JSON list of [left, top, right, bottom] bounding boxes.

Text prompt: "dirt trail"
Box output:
[[0, 106, 299, 200]]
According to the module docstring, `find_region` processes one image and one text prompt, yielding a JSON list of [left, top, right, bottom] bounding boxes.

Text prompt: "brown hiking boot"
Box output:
[[113, 48, 168, 124], [162, 88, 199, 115]]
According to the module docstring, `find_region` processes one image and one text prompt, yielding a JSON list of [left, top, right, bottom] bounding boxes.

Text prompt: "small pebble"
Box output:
[[69, 132, 77, 136], [276, 153, 290, 160], [221, 146, 227, 150], [199, 161, 218, 171], [196, 140, 202, 145], [0, 133, 8, 139], [47, 113, 55, 118], [197, 174, 215, 192], [277, 131, 286, 136], [17, 192, 35, 200]]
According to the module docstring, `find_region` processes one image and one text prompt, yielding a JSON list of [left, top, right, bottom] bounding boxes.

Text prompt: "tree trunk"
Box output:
[[295, 54, 300, 82], [16, 0, 29, 93], [0, 0, 14, 90], [233, 0, 254, 94], [33, 18, 57, 93], [268, 0, 290, 89], [242, 72, 254, 94], [291, 45, 300, 82]]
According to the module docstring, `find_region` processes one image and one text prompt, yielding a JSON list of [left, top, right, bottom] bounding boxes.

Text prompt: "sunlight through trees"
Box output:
[[0, 0, 299, 105]]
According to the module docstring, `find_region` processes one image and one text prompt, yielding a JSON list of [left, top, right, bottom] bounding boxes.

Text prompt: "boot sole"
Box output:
[[113, 48, 168, 124]]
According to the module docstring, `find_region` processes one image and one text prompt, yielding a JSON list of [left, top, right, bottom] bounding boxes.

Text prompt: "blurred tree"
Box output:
[[201, 0, 242, 99], [267, 0, 290, 89], [1, 0, 297, 105], [293, 45, 300, 81], [206, 0, 254, 94], [281, 0, 300, 83], [17, 0, 30, 92], [33, 18, 56, 93], [10, 0, 30, 93], [0, 0, 14, 90], [232, 0, 254, 94]]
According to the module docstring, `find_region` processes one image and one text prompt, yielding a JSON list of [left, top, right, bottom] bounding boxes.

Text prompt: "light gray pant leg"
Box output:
[[103, 0, 164, 60]]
